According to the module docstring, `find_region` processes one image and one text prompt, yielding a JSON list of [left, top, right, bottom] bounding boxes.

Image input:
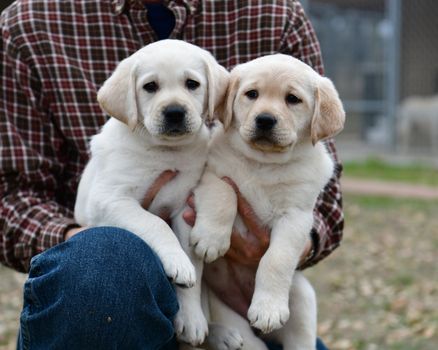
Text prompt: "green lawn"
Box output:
[[348, 195, 438, 210], [343, 158, 438, 187]]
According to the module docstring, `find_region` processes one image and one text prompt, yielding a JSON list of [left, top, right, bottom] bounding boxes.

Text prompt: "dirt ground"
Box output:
[[0, 194, 437, 350], [305, 195, 438, 349], [0, 265, 25, 350]]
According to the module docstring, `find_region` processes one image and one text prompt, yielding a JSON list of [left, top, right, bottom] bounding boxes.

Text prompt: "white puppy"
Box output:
[[187, 54, 345, 349], [74, 40, 228, 319]]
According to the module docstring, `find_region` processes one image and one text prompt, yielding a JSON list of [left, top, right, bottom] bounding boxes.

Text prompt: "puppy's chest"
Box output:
[[131, 149, 207, 217], [239, 181, 294, 227], [207, 148, 325, 230], [210, 160, 295, 226]]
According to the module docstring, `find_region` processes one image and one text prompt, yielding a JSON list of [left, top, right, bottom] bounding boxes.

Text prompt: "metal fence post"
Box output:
[[386, 0, 401, 149], [301, 0, 309, 13]]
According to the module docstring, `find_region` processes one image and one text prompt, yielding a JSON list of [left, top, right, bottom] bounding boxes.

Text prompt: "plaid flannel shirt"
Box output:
[[0, 0, 344, 272]]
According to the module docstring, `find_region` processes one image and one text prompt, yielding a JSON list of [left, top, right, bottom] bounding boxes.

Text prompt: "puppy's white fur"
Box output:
[[188, 54, 345, 349], [74, 40, 228, 345]]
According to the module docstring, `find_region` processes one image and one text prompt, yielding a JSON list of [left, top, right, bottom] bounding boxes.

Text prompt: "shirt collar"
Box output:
[[111, 0, 198, 15]]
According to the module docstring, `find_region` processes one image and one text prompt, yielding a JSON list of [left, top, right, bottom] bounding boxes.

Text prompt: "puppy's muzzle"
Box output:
[[250, 113, 288, 152], [162, 104, 188, 136], [254, 113, 277, 142], [255, 113, 277, 132]]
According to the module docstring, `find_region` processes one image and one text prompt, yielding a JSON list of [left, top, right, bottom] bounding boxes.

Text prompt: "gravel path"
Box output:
[[342, 177, 438, 199]]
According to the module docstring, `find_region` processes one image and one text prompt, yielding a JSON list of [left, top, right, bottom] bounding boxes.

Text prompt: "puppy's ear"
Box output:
[[203, 55, 230, 122], [216, 75, 240, 130], [311, 77, 345, 145], [97, 56, 139, 130]]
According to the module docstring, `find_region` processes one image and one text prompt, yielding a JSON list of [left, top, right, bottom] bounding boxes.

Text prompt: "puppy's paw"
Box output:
[[248, 296, 290, 334], [174, 308, 208, 346], [190, 224, 231, 263], [160, 251, 196, 288], [206, 324, 243, 350]]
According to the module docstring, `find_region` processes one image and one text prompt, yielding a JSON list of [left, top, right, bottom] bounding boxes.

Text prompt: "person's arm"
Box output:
[[0, 38, 179, 271], [300, 139, 344, 268], [281, 0, 344, 268], [0, 21, 80, 272]]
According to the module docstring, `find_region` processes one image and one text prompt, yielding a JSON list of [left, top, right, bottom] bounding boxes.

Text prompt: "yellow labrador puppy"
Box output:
[[74, 40, 228, 345], [189, 54, 345, 349]]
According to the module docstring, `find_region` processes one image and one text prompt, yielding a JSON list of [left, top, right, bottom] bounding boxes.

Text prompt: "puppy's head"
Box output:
[[219, 54, 344, 155], [97, 40, 228, 145]]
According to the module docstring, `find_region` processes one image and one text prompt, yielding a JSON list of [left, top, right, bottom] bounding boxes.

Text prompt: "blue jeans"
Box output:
[[18, 226, 328, 350]]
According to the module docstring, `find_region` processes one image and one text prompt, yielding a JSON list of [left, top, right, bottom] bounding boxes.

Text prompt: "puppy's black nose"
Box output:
[[255, 114, 277, 131], [163, 105, 186, 126], [163, 105, 187, 135]]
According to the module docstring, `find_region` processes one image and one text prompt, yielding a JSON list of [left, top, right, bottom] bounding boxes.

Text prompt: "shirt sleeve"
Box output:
[[281, 0, 345, 268], [303, 139, 344, 269], [0, 18, 78, 272]]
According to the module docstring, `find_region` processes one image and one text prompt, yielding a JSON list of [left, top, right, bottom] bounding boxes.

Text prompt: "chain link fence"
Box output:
[[307, 0, 438, 154]]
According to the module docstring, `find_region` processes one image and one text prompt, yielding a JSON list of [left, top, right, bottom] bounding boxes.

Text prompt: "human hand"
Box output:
[[66, 170, 179, 241], [65, 226, 87, 240], [141, 170, 179, 222], [182, 179, 268, 267], [220, 177, 270, 267], [183, 176, 312, 267], [184, 177, 313, 318]]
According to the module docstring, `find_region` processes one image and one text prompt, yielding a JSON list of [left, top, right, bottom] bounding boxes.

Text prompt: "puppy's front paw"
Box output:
[[190, 224, 231, 263], [206, 324, 243, 350], [174, 307, 208, 346], [248, 296, 290, 333], [160, 251, 196, 288]]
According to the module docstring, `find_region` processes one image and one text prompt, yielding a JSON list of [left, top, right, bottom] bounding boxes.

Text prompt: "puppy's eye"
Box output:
[[143, 81, 159, 93], [186, 79, 200, 90], [285, 94, 302, 105], [245, 90, 258, 100]]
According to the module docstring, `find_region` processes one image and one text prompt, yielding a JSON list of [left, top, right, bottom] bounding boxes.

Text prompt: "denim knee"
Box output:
[[20, 226, 179, 350]]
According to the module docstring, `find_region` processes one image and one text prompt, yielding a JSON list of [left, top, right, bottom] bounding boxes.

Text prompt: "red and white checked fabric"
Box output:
[[0, 0, 343, 272]]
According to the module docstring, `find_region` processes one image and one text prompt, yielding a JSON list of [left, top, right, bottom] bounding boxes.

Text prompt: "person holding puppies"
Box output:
[[0, 0, 343, 349]]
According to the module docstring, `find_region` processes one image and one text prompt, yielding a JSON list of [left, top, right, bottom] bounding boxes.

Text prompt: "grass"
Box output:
[[347, 194, 438, 210], [343, 158, 438, 187]]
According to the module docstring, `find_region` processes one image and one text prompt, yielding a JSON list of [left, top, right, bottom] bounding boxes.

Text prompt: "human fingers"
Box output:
[[225, 246, 242, 264], [225, 230, 267, 267], [182, 192, 196, 226], [141, 170, 178, 209], [65, 226, 87, 240], [221, 177, 270, 247], [221, 176, 239, 192], [183, 207, 196, 227], [186, 193, 195, 209], [297, 238, 313, 269]]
